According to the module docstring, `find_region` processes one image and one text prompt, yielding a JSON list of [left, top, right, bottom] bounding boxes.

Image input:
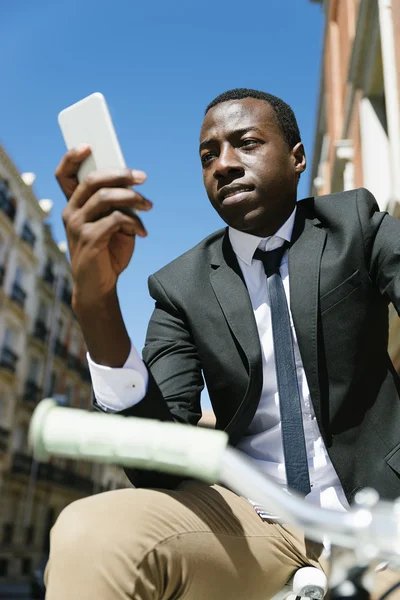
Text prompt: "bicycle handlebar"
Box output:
[[28, 399, 400, 566], [29, 399, 229, 483]]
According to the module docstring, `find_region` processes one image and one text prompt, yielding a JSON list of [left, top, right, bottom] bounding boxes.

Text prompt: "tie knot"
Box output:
[[253, 242, 289, 276]]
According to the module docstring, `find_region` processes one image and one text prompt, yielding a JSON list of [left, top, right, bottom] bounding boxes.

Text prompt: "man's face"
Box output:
[[199, 98, 306, 236]]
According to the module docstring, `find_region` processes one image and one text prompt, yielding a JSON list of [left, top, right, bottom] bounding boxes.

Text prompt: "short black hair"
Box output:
[[205, 88, 301, 150]]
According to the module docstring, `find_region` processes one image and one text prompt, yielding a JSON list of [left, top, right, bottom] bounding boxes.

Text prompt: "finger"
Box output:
[[79, 211, 148, 246], [68, 168, 147, 210], [81, 188, 152, 222], [55, 145, 92, 200]]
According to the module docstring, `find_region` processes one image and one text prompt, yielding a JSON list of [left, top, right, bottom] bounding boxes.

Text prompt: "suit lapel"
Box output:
[[289, 205, 327, 427], [207, 212, 327, 435], [209, 234, 262, 371], [209, 234, 263, 436]]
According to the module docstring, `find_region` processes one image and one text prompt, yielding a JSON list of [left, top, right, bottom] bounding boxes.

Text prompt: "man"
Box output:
[[45, 89, 400, 599]]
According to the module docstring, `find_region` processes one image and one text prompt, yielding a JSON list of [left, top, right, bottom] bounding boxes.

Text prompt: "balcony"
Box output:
[[0, 265, 5, 287], [21, 222, 36, 249], [54, 339, 67, 360], [0, 427, 10, 452], [23, 380, 42, 406], [0, 346, 18, 372], [43, 264, 55, 287], [10, 282, 27, 308], [33, 319, 48, 344]]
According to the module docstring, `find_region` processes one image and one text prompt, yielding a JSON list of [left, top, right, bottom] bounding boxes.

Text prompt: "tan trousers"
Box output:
[[44, 481, 398, 600]]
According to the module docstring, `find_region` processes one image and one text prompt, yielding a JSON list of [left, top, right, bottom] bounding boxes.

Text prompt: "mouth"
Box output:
[[218, 184, 255, 204]]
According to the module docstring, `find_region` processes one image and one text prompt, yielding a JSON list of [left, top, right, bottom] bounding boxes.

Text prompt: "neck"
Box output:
[[247, 205, 296, 238]]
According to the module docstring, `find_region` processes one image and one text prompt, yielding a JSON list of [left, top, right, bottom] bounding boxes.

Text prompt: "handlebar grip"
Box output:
[[28, 399, 229, 483]]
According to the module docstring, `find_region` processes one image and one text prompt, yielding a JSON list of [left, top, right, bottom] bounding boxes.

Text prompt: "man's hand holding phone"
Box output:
[[56, 146, 152, 310], [55, 145, 152, 367], [55, 93, 153, 367]]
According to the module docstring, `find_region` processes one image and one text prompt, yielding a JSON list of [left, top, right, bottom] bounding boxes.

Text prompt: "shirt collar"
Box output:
[[228, 207, 297, 266]]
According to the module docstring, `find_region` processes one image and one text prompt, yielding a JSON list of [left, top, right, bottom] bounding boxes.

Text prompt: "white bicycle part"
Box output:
[[28, 399, 400, 572]]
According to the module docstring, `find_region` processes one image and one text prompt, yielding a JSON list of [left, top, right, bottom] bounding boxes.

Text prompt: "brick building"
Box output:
[[309, 0, 400, 367]]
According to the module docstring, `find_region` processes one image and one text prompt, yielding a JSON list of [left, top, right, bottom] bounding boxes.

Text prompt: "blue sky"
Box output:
[[1, 0, 324, 407]]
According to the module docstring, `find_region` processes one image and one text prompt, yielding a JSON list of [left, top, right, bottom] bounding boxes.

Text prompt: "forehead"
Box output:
[[200, 98, 279, 141]]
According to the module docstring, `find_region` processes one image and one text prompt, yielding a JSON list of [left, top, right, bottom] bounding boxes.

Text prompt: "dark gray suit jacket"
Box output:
[[101, 188, 400, 502]]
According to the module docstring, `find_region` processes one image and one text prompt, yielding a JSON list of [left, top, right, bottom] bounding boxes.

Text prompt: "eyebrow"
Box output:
[[199, 126, 265, 152]]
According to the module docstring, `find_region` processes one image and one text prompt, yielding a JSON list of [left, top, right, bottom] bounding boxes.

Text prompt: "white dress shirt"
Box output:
[[88, 208, 348, 511]]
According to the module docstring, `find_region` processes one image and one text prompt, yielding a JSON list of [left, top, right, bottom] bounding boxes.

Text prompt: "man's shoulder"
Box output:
[[151, 227, 227, 281], [298, 187, 380, 219]]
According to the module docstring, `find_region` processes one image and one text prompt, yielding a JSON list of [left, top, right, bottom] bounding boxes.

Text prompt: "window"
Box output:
[[26, 525, 35, 545], [1, 327, 18, 371], [37, 301, 49, 325], [12, 426, 25, 452], [2, 523, 13, 544], [57, 318, 65, 341], [43, 257, 56, 286], [61, 278, 72, 305], [0, 238, 5, 287], [0, 393, 10, 427], [69, 330, 80, 357], [11, 267, 27, 307], [3, 326, 15, 350], [0, 559, 8, 577], [21, 221, 36, 248], [63, 384, 74, 406], [27, 356, 41, 384], [0, 179, 16, 222], [0, 179, 9, 205], [49, 371, 59, 396], [14, 265, 24, 286], [21, 558, 32, 576]]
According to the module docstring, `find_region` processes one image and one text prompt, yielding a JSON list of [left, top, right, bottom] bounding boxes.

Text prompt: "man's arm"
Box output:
[[55, 148, 203, 488], [91, 273, 204, 489], [357, 188, 400, 309]]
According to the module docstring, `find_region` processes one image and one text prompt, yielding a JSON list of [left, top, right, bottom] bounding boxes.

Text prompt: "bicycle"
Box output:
[[29, 398, 400, 600]]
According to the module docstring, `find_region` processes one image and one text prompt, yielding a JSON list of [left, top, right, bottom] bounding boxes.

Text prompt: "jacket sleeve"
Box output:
[[357, 188, 400, 311], [117, 272, 204, 489]]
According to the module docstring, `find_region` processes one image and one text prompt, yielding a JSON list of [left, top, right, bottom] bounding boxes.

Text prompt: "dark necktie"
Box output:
[[253, 241, 311, 496]]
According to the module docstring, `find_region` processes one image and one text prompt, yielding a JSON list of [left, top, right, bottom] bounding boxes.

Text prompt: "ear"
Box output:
[[291, 142, 306, 176]]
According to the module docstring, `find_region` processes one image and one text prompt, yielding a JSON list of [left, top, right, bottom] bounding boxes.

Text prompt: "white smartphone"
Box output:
[[58, 92, 126, 182]]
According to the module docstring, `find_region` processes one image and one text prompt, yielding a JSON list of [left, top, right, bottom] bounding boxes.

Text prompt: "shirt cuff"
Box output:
[[87, 342, 149, 413]]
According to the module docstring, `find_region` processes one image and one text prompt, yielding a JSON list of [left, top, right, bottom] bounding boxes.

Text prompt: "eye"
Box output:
[[201, 152, 216, 166], [241, 138, 260, 148]]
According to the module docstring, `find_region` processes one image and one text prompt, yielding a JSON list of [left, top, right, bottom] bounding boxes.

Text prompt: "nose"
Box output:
[[213, 144, 244, 181]]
